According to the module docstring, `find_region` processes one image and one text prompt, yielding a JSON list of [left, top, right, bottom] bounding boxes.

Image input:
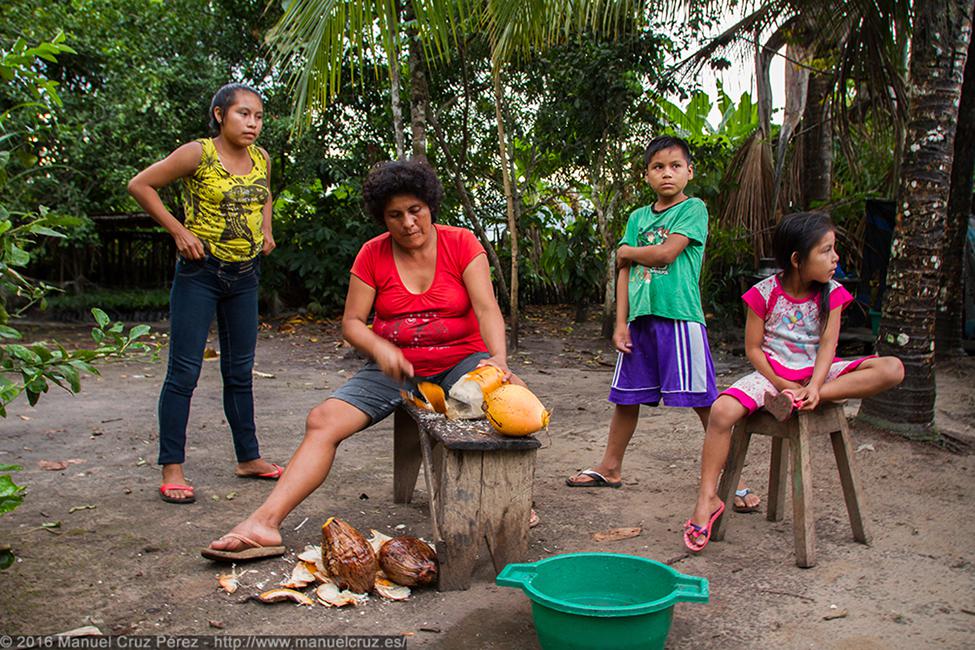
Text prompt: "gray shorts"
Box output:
[[330, 352, 490, 424]]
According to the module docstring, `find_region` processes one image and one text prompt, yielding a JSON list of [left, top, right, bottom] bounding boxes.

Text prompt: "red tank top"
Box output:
[[350, 225, 488, 376]]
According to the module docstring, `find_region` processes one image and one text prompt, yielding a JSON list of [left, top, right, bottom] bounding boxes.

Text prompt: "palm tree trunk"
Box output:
[[858, 0, 973, 437], [492, 62, 519, 352], [407, 25, 429, 160], [801, 70, 833, 207], [389, 49, 406, 159], [936, 33, 975, 359]]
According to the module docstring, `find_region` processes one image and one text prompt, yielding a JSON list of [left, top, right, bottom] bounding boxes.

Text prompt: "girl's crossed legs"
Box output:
[[686, 356, 903, 550]]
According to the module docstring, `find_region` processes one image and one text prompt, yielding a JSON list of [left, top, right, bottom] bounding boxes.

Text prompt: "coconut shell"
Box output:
[[321, 517, 378, 594], [482, 384, 550, 436], [378, 536, 438, 587]]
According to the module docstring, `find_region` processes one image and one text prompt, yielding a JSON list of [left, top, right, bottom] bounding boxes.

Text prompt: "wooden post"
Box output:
[[392, 409, 422, 504], [791, 417, 816, 568], [481, 450, 535, 573], [767, 436, 789, 522], [830, 423, 870, 544]]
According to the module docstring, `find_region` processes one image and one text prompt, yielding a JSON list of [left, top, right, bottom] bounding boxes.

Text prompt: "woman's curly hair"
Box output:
[[362, 158, 444, 224]]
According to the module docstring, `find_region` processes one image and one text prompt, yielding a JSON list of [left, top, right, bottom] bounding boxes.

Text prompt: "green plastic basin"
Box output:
[[496, 552, 708, 650]]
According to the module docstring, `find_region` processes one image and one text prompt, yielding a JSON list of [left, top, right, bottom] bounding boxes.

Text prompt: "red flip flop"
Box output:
[[683, 502, 726, 552], [238, 463, 284, 480], [159, 483, 196, 504]]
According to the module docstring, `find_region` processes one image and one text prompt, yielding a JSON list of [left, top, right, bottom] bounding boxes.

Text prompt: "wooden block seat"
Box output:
[[712, 401, 870, 568], [392, 400, 540, 590]]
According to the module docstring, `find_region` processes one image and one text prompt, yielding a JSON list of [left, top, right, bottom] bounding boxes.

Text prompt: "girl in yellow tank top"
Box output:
[[128, 83, 282, 506], [183, 137, 269, 262]]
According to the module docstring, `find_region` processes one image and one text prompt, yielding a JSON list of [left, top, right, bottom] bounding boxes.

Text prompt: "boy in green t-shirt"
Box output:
[[566, 136, 760, 514]]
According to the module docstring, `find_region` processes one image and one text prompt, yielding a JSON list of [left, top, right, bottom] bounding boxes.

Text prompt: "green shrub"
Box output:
[[44, 288, 170, 319], [262, 177, 382, 313]]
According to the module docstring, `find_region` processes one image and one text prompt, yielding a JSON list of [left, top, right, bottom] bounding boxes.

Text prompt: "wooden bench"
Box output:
[[392, 401, 540, 590], [712, 401, 869, 568]]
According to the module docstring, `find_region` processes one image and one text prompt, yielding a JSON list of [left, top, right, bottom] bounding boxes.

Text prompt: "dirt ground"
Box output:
[[2, 305, 974, 649]]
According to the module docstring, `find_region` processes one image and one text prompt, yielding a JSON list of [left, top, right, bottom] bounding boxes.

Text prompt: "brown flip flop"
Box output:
[[200, 532, 285, 562]]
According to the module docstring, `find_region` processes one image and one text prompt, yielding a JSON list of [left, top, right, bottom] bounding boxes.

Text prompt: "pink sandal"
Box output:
[[238, 463, 284, 480], [683, 502, 725, 552]]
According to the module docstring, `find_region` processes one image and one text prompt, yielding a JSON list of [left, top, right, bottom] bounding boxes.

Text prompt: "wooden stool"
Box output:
[[712, 401, 870, 568], [392, 401, 540, 590]]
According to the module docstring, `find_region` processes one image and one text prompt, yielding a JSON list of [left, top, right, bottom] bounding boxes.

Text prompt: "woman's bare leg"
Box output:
[[207, 399, 370, 550]]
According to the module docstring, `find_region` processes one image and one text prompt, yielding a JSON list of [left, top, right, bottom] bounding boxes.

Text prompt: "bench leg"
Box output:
[[481, 450, 535, 573], [830, 424, 870, 544], [435, 448, 482, 591], [393, 408, 422, 504], [767, 437, 789, 522], [713, 426, 751, 542], [791, 421, 816, 568]]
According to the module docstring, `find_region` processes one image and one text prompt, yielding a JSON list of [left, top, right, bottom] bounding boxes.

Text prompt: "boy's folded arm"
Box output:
[[619, 233, 691, 267]]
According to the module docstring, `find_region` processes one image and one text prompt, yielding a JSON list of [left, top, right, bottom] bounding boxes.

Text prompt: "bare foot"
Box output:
[[160, 464, 193, 502], [234, 458, 282, 478], [208, 517, 282, 551]]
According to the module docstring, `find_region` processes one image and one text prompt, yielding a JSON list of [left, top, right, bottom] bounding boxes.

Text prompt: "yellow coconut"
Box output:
[[417, 382, 447, 414], [461, 365, 506, 394], [446, 365, 506, 420], [482, 384, 550, 436], [400, 381, 448, 415]]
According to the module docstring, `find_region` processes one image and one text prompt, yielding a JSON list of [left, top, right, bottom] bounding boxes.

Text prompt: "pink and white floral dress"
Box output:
[[722, 274, 875, 413]]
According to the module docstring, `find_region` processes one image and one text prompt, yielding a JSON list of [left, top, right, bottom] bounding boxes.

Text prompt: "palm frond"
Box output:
[[266, 0, 469, 130], [485, 0, 645, 65], [717, 130, 776, 265], [673, 2, 790, 77]]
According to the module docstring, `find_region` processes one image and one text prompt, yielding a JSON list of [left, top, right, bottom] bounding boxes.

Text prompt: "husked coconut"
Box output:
[[378, 536, 438, 587], [446, 365, 506, 419], [321, 517, 378, 594]]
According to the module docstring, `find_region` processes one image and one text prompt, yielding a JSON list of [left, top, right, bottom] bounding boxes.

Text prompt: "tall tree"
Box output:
[[936, 32, 975, 358], [859, 0, 972, 435]]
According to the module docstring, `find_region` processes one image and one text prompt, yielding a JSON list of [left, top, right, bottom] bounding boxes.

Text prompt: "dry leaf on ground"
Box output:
[[39, 459, 85, 471], [592, 527, 642, 542]]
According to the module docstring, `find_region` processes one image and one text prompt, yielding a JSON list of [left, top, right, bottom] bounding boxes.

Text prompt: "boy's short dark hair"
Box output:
[[362, 158, 445, 225], [643, 135, 693, 167]]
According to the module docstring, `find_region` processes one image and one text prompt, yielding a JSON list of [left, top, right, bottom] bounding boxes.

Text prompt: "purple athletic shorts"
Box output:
[[609, 316, 718, 408]]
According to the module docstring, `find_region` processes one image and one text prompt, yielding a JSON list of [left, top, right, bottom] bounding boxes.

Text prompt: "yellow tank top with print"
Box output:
[[181, 138, 269, 262]]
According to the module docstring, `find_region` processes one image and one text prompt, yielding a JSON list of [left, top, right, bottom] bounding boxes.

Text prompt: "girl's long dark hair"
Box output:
[[772, 212, 835, 333]]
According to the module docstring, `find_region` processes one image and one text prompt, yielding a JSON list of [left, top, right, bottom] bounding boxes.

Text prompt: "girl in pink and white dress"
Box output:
[[683, 212, 904, 552]]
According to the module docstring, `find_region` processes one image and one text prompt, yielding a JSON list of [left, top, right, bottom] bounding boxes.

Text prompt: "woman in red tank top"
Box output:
[[204, 159, 521, 560]]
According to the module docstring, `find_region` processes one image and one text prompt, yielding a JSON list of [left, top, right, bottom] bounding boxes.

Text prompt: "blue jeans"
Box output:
[[158, 255, 261, 465]]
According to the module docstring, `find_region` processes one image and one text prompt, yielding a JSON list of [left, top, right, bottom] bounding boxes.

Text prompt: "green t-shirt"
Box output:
[[619, 197, 708, 324]]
